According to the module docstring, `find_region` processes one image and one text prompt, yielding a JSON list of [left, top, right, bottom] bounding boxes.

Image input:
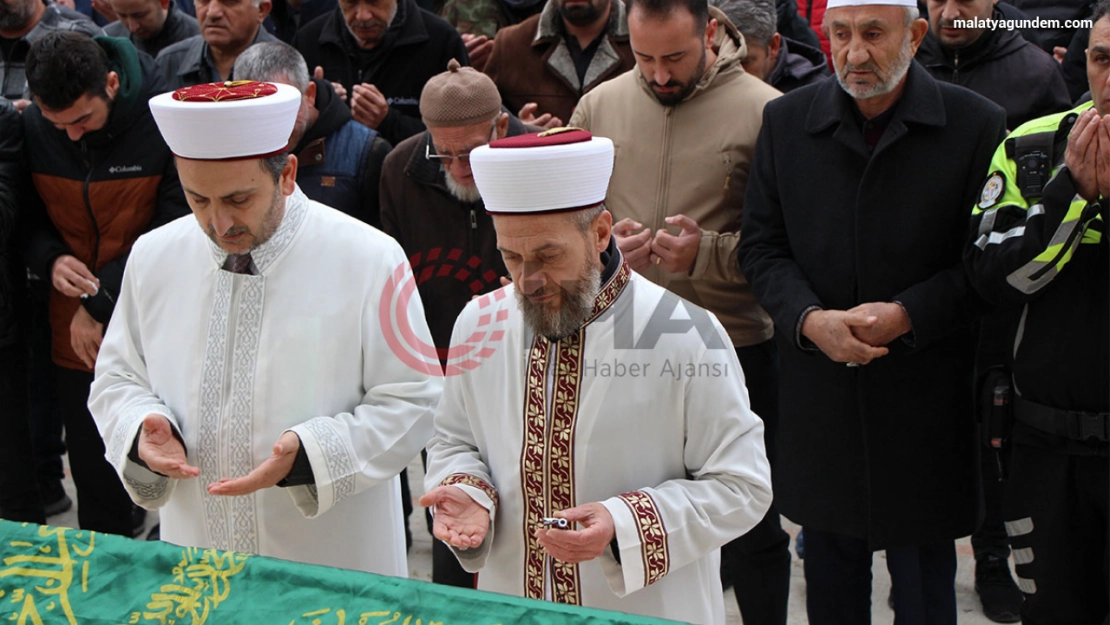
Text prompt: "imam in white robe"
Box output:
[[90, 188, 442, 575], [424, 253, 773, 625]]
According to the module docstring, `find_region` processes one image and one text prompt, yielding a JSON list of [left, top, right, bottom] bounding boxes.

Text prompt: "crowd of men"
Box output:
[[0, 0, 1105, 621]]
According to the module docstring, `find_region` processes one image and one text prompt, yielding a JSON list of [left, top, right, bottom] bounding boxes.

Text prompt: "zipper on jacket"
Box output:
[[655, 107, 673, 233], [952, 50, 959, 82], [468, 207, 477, 259], [80, 140, 101, 272]]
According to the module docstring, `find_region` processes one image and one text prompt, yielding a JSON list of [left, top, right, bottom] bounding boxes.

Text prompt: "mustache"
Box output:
[[350, 19, 387, 28], [843, 62, 878, 74]]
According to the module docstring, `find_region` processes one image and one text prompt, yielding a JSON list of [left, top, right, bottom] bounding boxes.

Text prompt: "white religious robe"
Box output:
[[424, 257, 772, 625], [90, 187, 442, 575]]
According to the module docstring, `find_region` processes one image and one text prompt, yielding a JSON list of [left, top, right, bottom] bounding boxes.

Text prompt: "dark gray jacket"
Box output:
[[767, 36, 828, 94], [104, 1, 199, 59], [0, 2, 101, 101], [154, 27, 278, 89], [917, 19, 1071, 130]]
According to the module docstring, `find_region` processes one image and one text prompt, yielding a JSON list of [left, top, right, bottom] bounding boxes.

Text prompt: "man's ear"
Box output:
[[909, 17, 929, 53], [280, 154, 298, 195], [106, 71, 120, 100], [704, 18, 718, 49], [593, 208, 613, 254], [769, 32, 782, 62], [258, 0, 272, 21], [305, 80, 317, 107], [495, 111, 510, 139]]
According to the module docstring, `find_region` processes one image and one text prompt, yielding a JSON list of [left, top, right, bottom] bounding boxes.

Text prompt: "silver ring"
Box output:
[[846, 362, 861, 367]]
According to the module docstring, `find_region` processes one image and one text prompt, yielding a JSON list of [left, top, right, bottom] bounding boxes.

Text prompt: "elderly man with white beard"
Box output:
[[420, 128, 772, 625], [738, 0, 1007, 622], [379, 59, 527, 589]]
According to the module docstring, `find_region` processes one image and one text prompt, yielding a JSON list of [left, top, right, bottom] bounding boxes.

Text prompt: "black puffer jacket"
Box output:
[[293, 0, 468, 147]]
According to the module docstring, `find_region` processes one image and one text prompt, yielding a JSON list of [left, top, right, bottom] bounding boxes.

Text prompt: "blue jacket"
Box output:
[[294, 79, 391, 227]]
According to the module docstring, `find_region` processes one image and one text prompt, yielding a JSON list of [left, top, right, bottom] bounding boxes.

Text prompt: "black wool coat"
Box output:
[[293, 0, 469, 147], [738, 61, 1007, 549]]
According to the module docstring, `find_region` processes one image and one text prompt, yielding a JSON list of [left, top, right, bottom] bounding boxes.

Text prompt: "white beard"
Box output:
[[445, 172, 482, 203], [835, 36, 914, 100]]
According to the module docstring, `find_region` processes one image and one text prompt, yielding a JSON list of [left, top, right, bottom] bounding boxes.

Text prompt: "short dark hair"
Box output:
[[26, 32, 110, 111], [1094, 0, 1110, 25], [626, 0, 710, 35], [259, 153, 287, 183]]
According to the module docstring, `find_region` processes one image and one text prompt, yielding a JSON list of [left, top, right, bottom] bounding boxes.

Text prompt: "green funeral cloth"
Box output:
[[0, 520, 686, 625]]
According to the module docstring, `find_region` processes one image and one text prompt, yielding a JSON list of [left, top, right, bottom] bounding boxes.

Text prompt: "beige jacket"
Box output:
[[570, 9, 781, 347]]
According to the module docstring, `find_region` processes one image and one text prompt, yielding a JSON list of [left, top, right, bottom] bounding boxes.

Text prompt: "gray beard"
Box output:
[[445, 172, 482, 203], [835, 36, 914, 100], [516, 261, 602, 341]]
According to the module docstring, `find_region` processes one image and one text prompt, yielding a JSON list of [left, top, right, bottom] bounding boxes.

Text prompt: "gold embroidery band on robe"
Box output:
[[439, 473, 500, 509], [518, 259, 630, 604], [619, 490, 670, 588]]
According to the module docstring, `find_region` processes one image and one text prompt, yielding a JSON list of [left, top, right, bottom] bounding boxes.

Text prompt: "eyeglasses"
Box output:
[[425, 121, 498, 164]]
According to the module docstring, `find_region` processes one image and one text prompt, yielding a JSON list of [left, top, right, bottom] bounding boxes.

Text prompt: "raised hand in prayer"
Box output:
[[207, 431, 301, 496], [1097, 115, 1110, 199], [351, 83, 389, 129], [801, 309, 890, 365], [1066, 108, 1100, 202], [461, 34, 494, 72], [419, 486, 490, 550], [612, 218, 653, 272], [535, 502, 615, 564], [517, 103, 562, 130], [138, 415, 200, 479], [650, 214, 702, 274]]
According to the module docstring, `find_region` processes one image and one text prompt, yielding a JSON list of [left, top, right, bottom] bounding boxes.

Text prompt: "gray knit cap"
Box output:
[[420, 59, 502, 128]]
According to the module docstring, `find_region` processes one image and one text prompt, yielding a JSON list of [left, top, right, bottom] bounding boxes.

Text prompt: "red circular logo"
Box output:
[[379, 248, 508, 377]]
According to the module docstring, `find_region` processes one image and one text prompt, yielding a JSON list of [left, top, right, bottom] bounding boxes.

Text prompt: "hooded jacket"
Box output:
[[570, 9, 782, 347], [482, 0, 635, 124], [767, 36, 829, 94], [292, 0, 469, 147], [22, 37, 189, 371], [917, 13, 1071, 130], [293, 78, 392, 228]]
